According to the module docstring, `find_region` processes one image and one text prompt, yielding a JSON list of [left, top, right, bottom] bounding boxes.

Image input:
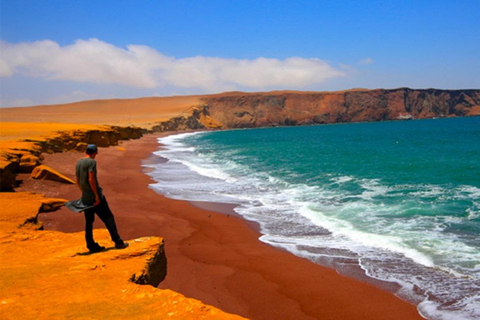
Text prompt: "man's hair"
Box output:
[[85, 144, 98, 154]]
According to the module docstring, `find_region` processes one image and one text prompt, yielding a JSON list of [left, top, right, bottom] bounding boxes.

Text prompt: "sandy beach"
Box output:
[[34, 133, 424, 320]]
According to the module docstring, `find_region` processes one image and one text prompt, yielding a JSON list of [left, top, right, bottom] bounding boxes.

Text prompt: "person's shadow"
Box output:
[[74, 247, 115, 256]]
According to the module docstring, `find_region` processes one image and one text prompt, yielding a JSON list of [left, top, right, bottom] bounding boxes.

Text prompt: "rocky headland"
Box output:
[[154, 88, 480, 130]]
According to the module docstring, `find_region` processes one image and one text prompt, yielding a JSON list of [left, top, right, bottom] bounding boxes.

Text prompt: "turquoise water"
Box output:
[[147, 117, 480, 320]]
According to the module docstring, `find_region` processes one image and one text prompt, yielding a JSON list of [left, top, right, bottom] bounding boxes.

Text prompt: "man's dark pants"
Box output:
[[83, 196, 123, 250]]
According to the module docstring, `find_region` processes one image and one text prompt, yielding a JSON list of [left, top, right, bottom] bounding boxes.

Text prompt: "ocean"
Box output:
[[145, 116, 480, 320]]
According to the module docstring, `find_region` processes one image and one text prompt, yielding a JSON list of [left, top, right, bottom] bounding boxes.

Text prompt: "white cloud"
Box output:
[[0, 39, 346, 91], [0, 39, 167, 87]]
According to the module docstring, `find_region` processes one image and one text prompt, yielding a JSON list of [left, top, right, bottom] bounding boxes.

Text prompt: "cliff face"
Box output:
[[193, 88, 480, 129]]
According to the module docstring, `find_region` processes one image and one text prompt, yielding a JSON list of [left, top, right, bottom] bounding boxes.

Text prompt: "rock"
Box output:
[[75, 142, 88, 151], [129, 237, 168, 287], [0, 159, 18, 191], [19, 154, 42, 173], [151, 113, 207, 132], [0, 192, 47, 228], [40, 198, 68, 212], [30, 164, 75, 184]]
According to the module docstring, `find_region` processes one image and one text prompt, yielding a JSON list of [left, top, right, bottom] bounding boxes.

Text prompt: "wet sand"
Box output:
[[36, 133, 424, 320]]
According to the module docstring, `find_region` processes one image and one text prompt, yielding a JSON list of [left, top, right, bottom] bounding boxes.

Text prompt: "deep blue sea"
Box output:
[[146, 117, 480, 320]]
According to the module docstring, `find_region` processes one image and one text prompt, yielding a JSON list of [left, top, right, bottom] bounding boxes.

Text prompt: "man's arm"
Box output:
[[88, 171, 101, 205]]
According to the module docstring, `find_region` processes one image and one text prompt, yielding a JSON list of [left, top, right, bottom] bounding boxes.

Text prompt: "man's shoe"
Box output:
[[115, 242, 129, 249], [89, 245, 106, 253]]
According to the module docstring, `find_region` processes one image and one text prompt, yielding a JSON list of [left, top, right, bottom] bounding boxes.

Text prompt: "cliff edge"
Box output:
[[0, 192, 244, 319]]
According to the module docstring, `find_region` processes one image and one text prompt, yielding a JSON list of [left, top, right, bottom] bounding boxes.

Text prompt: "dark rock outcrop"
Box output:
[[0, 160, 19, 191], [150, 107, 221, 132], [37, 126, 144, 154]]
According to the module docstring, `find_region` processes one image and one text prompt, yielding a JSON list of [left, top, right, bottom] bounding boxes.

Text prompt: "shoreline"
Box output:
[[37, 133, 424, 320]]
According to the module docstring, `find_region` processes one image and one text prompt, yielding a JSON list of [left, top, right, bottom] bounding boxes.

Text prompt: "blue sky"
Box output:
[[1, 0, 479, 107]]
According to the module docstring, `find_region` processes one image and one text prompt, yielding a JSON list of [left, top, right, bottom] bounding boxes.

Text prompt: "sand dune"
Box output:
[[1, 95, 203, 129]]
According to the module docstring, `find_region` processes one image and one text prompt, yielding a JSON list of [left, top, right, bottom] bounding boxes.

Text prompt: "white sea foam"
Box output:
[[330, 176, 354, 184], [157, 131, 203, 144], [458, 186, 480, 198], [299, 205, 435, 267], [467, 206, 479, 220], [409, 185, 445, 198], [174, 158, 234, 181]]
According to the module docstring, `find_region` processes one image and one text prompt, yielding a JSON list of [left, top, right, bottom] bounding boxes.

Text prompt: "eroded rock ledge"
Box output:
[[0, 192, 245, 320], [0, 125, 143, 191]]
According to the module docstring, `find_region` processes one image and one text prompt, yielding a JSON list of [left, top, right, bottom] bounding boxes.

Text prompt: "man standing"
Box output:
[[67, 144, 128, 253]]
